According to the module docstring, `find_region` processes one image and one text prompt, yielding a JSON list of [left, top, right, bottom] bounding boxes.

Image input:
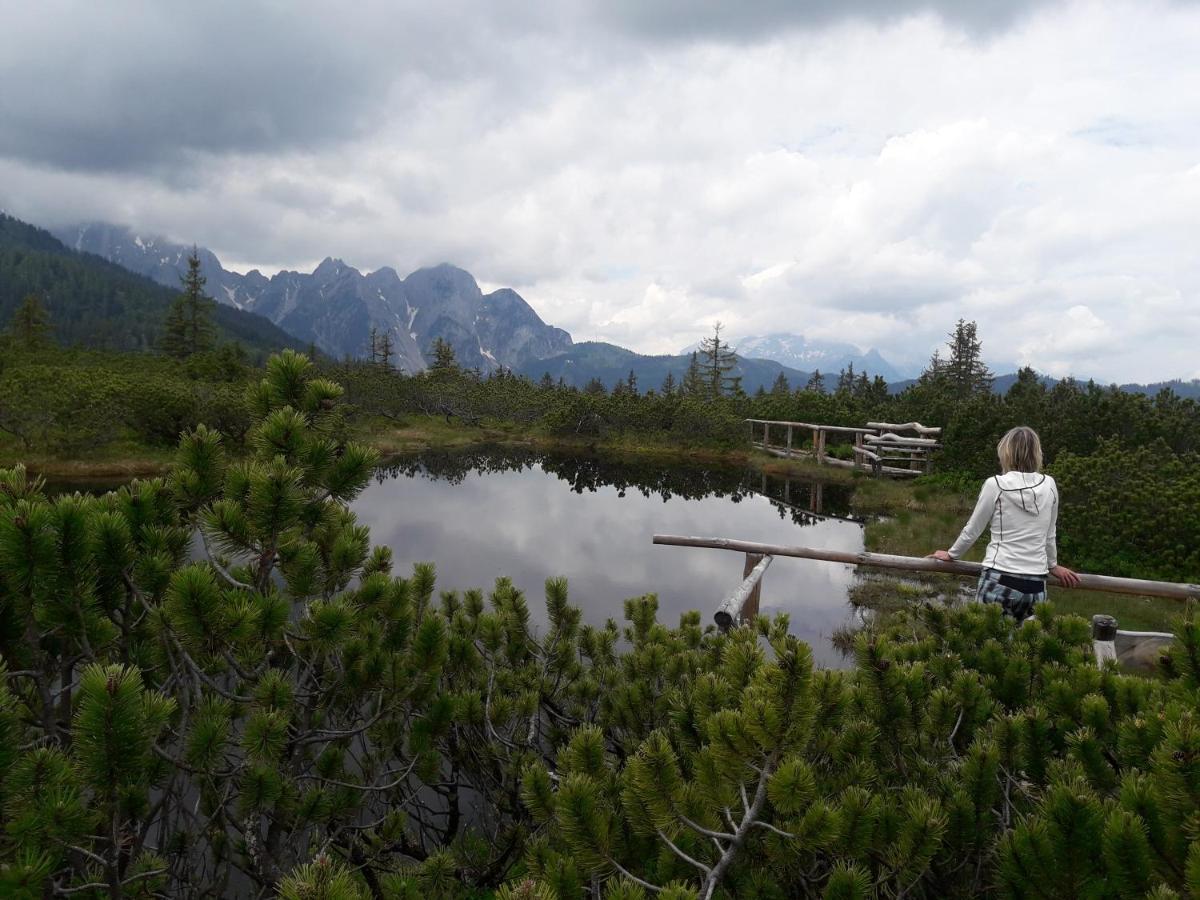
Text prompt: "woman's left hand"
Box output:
[[929, 550, 953, 562]]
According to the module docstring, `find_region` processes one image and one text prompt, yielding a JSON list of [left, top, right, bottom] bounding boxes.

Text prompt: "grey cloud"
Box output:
[[0, 1, 547, 174], [587, 0, 1060, 40]]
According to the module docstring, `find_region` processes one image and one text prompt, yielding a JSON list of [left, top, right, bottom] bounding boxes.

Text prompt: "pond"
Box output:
[[359, 447, 864, 667]]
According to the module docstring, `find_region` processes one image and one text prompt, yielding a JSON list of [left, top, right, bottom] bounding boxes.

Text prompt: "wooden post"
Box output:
[[740, 553, 765, 624], [1093, 615, 1118, 668], [786, 425, 793, 459], [763, 422, 770, 451], [811, 428, 819, 458], [812, 481, 823, 515], [854, 432, 864, 470], [817, 428, 827, 463], [713, 554, 772, 631]]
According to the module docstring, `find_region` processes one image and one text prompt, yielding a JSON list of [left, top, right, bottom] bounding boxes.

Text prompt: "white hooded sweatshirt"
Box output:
[[948, 471, 1060, 575]]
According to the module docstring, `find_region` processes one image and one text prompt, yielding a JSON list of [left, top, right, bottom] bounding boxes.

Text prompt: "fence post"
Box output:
[[1092, 615, 1118, 668], [763, 422, 770, 451], [741, 553, 765, 623], [786, 425, 793, 458]]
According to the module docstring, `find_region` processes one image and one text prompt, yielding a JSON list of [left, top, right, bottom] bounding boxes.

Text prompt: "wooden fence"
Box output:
[[653, 534, 1198, 668], [746, 419, 942, 477]]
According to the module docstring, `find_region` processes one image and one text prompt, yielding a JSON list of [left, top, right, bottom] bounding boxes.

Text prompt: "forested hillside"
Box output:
[[0, 215, 301, 356]]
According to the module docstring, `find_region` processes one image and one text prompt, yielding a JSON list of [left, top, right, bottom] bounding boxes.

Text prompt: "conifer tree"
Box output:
[[660, 371, 677, 397], [836, 361, 856, 395], [697, 322, 740, 399], [945, 318, 993, 398], [5, 293, 51, 349], [430, 336, 458, 372], [770, 371, 789, 396], [681, 352, 704, 398], [161, 248, 215, 358], [805, 369, 826, 394]]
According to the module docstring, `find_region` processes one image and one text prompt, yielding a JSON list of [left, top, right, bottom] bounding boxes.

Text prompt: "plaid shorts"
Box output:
[[976, 567, 1047, 622]]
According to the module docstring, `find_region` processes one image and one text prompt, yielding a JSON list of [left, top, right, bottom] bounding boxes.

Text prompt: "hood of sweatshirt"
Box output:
[[993, 471, 1055, 516]]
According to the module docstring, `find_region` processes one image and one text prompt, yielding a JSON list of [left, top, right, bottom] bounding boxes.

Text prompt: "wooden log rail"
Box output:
[[653, 535, 1200, 603], [655, 534, 1192, 666], [746, 419, 938, 477]]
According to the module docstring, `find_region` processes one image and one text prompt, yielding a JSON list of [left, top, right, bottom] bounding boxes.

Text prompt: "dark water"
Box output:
[[358, 447, 864, 667]]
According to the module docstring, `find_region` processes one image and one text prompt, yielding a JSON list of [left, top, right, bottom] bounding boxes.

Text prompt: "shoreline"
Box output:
[[4, 419, 1183, 635]]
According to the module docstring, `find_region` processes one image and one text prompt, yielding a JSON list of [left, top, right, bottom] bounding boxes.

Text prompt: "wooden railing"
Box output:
[[746, 419, 941, 477], [653, 534, 1196, 667]]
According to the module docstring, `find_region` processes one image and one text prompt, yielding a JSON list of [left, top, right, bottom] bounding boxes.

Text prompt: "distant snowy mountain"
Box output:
[[680, 332, 908, 382], [56, 222, 572, 372]]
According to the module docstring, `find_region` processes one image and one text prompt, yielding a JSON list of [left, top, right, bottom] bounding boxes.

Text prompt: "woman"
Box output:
[[931, 426, 1080, 621]]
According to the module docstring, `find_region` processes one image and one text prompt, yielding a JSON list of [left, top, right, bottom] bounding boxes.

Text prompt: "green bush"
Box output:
[[3, 353, 1200, 898]]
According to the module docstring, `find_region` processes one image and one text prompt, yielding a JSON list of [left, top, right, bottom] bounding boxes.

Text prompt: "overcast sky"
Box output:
[[2, 0, 1199, 381]]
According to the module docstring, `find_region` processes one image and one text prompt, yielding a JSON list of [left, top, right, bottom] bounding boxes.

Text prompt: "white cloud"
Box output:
[[2, 0, 1200, 382]]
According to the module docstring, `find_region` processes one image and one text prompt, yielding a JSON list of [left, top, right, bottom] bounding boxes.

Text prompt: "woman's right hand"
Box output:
[[929, 550, 953, 562]]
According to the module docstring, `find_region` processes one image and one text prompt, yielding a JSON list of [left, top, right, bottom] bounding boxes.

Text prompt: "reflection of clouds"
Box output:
[[353, 461, 863, 668]]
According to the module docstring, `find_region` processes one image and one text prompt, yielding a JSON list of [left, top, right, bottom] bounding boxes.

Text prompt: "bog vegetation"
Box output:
[[1, 353, 1199, 898], [4, 271, 1200, 895], [5, 294, 1198, 584]]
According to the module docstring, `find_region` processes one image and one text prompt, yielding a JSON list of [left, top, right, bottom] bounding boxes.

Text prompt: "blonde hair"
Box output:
[[997, 426, 1043, 473]]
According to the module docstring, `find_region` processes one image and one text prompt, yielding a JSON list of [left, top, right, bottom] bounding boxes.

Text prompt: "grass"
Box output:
[[0, 434, 174, 480]]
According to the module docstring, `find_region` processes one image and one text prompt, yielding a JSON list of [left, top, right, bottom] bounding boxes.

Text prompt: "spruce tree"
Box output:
[[945, 319, 993, 398], [379, 330, 395, 371], [6, 293, 51, 349], [805, 369, 826, 394], [161, 248, 215, 358], [430, 336, 458, 372], [681, 352, 704, 398], [770, 371, 790, 396], [698, 323, 740, 399], [660, 371, 677, 397]]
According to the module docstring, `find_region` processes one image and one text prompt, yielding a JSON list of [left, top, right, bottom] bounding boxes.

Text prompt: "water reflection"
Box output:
[[359, 447, 864, 667]]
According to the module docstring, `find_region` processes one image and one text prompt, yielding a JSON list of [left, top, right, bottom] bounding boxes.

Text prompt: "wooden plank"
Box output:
[[756, 445, 921, 476], [865, 434, 941, 447], [744, 419, 878, 434], [653, 535, 1200, 602], [713, 554, 773, 631], [866, 421, 942, 436]]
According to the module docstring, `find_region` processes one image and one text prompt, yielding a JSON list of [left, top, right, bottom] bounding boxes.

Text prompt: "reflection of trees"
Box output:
[[374, 445, 858, 525]]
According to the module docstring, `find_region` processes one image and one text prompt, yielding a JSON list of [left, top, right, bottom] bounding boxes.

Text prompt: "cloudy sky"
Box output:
[[2, 0, 1199, 382]]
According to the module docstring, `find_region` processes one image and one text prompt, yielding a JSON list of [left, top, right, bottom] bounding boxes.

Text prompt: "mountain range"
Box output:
[[5, 214, 1195, 400], [55, 223, 571, 374]]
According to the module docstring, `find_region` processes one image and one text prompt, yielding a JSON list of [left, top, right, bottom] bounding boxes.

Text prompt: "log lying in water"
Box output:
[[652, 535, 1200, 602]]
